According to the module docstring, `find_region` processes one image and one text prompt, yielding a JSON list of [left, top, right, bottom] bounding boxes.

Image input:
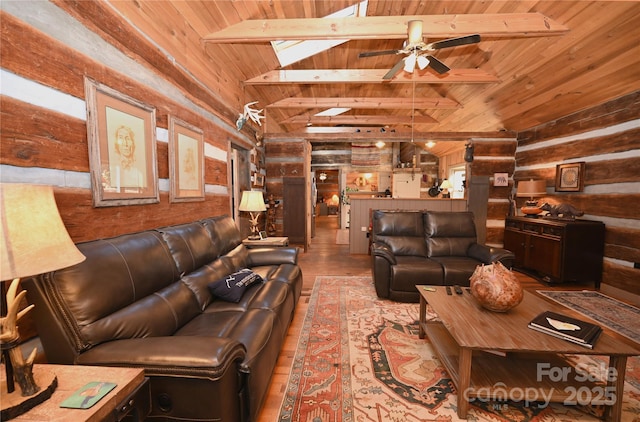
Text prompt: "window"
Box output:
[[271, 1, 368, 67], [448, 164, 466, 199]]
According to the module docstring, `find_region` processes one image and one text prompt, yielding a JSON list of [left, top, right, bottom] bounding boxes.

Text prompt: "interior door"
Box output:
[[283, 177, 306, 245]]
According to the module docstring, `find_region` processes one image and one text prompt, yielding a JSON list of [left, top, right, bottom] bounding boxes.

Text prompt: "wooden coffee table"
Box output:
[[417, 285, 640, 421]]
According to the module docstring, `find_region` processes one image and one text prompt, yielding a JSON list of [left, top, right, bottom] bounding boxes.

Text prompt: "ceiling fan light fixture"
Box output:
[[417, 55, 430, 70], [426, 140, 436, 148], [403, 53, 417, 73]]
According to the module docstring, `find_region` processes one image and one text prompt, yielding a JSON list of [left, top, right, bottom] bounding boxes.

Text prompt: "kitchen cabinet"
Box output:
[[504, 216, 605, 287]]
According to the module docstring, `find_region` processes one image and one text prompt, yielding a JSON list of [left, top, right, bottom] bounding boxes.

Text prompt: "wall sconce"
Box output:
[[439, 179, 453, 198], [318, 172, 327, 181], [516, 179, 547, 217], [239, 190, 266, 239], [375, 141, 385, 148]]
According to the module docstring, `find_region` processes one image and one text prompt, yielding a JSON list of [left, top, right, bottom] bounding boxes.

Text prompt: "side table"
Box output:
[[3, 364, 149, 422], [242, 236, 289, 248]]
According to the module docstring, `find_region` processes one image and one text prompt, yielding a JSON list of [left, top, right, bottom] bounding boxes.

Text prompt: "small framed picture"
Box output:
[[493, 173, 509, 187], [169, 116, 205, 202], [259, 230, 268, 240], [253, 173, 265, 187], [555, 162, 585, 192]]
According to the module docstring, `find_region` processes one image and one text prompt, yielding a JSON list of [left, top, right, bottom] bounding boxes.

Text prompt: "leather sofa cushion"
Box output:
[[84, 281, 202, 346], [49, 231, 181, 348], [175, 307, 279, 369], [181, 259, 232, 310], [201, 215, 242, 256], [430, 257, 480, 286], [159, 223, 219, 275], [222, 244, 250, 270], [391, 257, 444, 290], [424, 211, 477, 257], [373, 210, 427, 257]]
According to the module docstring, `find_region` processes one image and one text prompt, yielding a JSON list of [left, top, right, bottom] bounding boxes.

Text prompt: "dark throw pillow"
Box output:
[[208, 268, 264, 302]]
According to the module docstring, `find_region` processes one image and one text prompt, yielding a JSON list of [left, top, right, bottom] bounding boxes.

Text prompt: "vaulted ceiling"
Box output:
[[106, 1, 640, 157]]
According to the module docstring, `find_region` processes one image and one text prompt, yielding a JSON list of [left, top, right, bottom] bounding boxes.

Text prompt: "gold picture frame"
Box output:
[[169, 117, 205, 202], [85, 77, 159, 207], [555, 162, 585, 192]]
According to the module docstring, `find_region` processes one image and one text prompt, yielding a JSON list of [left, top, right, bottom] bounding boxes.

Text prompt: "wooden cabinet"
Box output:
[[504, 216, 605, 287]]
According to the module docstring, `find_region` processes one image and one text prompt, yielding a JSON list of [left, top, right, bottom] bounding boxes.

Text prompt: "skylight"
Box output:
[[271, 1, 368, 68], [315, 107, 351, 117]]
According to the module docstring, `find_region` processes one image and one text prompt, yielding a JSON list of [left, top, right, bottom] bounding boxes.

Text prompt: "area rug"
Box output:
[[278, 276, 640, 422], [537, 290, 640, 345]]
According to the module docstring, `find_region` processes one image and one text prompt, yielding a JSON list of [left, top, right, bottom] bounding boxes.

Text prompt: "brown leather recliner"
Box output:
[[24, 215, 302, 422], [371, 210, 514, 302]]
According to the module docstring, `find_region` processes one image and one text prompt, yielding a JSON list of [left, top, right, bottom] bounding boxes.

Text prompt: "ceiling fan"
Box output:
[[359, 20, 481, 80]]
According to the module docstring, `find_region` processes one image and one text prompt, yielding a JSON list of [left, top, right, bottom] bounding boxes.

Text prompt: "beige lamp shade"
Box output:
[[0, 183, 85, 280], [516, 180, 547, 199], [439, 179, 453, 190], [239, 190, 266, 212]]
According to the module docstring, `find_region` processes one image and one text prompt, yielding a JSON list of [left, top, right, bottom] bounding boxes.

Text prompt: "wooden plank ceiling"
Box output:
[[107, 1, 640, 157]]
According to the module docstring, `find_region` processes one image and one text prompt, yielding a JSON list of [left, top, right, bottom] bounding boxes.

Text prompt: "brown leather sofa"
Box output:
[[24, 215, 302, 422], [371, 210, 514, 302]]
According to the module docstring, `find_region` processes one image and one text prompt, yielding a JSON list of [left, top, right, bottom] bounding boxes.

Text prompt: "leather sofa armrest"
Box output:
[[247, 247, 299, 267], [76, 337, 246, 377], [467, 243, 515, 267], [371, 242, 396, 265]]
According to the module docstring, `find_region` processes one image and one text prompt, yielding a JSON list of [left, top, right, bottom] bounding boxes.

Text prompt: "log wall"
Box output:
[[1, 4, 258, 242], [514, 91, 640, 296], [467, 138, 518, 246], [264, 137, 309, 246]]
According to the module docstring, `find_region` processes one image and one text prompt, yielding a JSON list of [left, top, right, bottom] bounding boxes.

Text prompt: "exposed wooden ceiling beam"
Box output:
[[269, 129, 516, 141], [203, 13, 568, 43], [268, 97, 459, 109], [282, 115, 437, 125], [245, 69, 498, 84]]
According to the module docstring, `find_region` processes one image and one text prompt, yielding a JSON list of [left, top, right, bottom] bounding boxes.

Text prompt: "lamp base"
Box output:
[[247, 235, 261, 240], [521, 206, 543, 218], [1, 365, 57, 420]]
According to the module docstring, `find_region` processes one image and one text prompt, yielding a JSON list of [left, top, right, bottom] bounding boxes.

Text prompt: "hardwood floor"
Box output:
[[255, 215, 582, 421]]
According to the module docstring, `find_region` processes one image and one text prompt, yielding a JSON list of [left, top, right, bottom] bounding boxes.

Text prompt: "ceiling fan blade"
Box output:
[[427, 34, 481, 50], [383, 58, 406, 80], [425, 55, 450, 74], [359, 50, 401, 58]]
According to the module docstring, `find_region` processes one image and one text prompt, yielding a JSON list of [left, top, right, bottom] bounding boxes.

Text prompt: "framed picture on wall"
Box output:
[[169, 116, 205, 202], [494, 173, 509, 187], [85, 77, 159, 207], [555, 162, 585, 192], [253, 173, 265, 187]]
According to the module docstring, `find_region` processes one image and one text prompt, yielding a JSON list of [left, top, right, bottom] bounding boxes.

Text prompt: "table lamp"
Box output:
[[1, 183, 85, 417], [239, 190, 266, 240], [439, 179, 453, 198], [516, 179, 547, 217]]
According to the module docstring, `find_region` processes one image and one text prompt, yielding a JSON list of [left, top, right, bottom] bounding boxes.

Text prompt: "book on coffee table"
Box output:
[[528, 311, 602, 349]]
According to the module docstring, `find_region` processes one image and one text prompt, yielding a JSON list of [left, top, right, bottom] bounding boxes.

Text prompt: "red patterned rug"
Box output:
[[277, 276, 640, 422]]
